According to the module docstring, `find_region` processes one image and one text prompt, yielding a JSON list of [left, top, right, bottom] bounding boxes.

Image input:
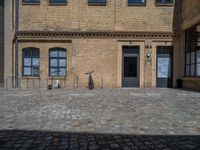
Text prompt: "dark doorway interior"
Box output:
[[0, 0, 4, 86], [122, 46, 140, 87], [156, 46, 173, 88]]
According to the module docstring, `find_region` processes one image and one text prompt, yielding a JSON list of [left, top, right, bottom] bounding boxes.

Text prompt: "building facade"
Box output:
[[180, 0, 200, 89], [3, 0, 200, 89]]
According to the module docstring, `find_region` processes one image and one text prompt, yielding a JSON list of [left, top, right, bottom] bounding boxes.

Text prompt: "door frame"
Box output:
[[122, 46, 140, 87]]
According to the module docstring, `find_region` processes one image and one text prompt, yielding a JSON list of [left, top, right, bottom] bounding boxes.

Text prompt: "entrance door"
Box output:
[[122, 46, 139, 87], [156, 46, 173, 88]]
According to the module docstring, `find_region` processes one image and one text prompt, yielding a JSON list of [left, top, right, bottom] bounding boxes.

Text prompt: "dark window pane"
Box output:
[[124, 57, 137, 77], [24, 49, 31, 57], [49, 0, 67, 3], [88, 0, 106, 3], [23, 0, 40, 4], [0, 0, 4, 7], [185, 26, 199, 77], [32, 49, 39, 57], [156, 0, 173, 4], [186, 65, 190, 76], [128, 0, 145, 4], [88, 0, 107, 5]]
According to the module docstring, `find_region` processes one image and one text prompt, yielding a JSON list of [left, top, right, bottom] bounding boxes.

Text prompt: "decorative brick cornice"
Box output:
[[15, 31, 176, 40]]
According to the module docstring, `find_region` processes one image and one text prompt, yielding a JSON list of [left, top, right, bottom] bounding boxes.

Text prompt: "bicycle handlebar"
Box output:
[[85, 71, 94, 75]]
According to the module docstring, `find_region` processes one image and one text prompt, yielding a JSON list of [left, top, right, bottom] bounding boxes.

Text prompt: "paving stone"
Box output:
[[110, 143, 119, 149], [89, 145, 99, 150], [0, 89, 200, 149]]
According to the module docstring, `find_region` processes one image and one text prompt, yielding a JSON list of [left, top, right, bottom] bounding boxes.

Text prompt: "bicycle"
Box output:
[[85, 71, 94, 90]]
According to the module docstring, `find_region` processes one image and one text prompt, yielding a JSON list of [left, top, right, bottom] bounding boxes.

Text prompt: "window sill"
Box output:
[[182, 77, 200, 81], [48, 77, 66, 80]]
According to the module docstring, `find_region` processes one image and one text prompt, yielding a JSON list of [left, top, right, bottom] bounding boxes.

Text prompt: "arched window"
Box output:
[[23, 47, 40, 76], [49, 48, 67, 77]]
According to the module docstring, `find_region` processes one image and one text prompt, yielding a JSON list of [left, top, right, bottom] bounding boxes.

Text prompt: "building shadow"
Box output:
[[175, 87, 200, 93], [0, 129, 200, 149], [0, 0, 4, 87]]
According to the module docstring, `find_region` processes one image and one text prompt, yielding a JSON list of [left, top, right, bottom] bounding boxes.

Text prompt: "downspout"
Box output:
[[15, 0, 19, 88]]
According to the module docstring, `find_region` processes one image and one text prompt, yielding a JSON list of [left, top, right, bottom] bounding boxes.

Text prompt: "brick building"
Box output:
[[2, 0, 200, 89], [180, 0, 200, 89]]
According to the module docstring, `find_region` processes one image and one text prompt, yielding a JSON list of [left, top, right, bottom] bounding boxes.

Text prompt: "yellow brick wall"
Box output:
[[18, 39, 119, 88], [72, 39, 118, 88], [19, 0, 174, 32], [115, 0, 174, 32], [16, 0, 183, 89], [18, 37, 182, 89]]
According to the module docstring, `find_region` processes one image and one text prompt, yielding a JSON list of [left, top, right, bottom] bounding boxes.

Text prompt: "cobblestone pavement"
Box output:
[[0, 88, 200, 149], [0, 130, 200, 150]]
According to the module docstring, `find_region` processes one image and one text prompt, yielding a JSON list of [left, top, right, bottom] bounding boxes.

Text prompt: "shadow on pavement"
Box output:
[[0, 130, 200, 149]]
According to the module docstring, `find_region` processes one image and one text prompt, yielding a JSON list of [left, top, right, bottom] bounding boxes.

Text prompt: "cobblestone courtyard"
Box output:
[[0, 88, 200, 149]]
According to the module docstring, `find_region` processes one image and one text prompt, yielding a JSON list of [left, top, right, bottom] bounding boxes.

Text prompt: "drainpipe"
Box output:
[[15, 0, 19, 88], [15, 39, 19, 88]]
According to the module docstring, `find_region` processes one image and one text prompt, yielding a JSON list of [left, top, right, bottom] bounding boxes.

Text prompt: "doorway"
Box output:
[[122, 46, 140, 87], [156, 46, 173, 88]]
